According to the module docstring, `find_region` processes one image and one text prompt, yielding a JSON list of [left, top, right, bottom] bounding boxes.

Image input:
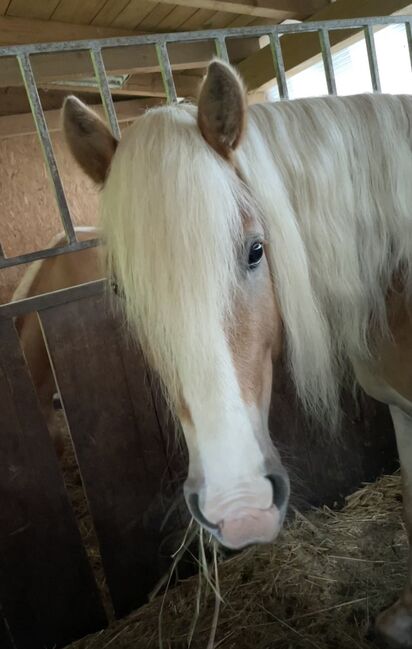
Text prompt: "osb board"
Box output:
[[0, 122, 131, 304]]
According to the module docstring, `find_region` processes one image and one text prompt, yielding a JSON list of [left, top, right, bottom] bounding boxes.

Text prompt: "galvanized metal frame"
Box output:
[[0, 14, 410, 288]]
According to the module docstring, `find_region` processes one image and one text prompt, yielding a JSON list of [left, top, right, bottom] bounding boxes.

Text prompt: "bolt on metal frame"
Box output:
[[0, 15, 410, 273]]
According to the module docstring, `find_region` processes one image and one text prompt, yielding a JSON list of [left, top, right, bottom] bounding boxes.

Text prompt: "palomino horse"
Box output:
[[63, 61, 412, 646], [13, 227, 102, 451]]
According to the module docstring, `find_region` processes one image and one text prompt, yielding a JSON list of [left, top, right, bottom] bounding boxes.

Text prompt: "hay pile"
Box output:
[[62, 462, 408, 649]]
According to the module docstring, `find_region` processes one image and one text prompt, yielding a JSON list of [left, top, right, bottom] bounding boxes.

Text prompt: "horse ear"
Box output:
[[197, 60, 247, 159], [62, 96, 118, 184]]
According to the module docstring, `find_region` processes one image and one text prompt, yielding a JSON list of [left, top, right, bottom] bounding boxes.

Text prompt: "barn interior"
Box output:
[[1, 2, 412, 649]]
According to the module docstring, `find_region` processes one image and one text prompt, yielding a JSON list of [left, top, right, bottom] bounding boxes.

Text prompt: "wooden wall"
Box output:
[[0, 282, 398, 649], [0, 122, 130, 304]]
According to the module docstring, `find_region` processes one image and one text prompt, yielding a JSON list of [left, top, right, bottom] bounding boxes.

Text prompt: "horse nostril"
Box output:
[[187, 492, 220, 531], [266, 473, 289, 510]]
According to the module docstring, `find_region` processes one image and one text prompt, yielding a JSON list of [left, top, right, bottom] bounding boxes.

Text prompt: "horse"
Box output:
[[62, 60, 412, 647], [13, 227, 102, 453]]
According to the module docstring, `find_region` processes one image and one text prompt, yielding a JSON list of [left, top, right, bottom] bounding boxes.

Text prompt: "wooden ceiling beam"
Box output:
[[0, 97, 160, 139], [43, 72, 202, 98], [0, 15, 138, 46], [238, 0, 412, 90], [121, 71, 201, 96], [152, 0, 325, 20]]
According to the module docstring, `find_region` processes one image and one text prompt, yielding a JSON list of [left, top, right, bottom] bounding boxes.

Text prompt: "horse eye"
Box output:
[[248, 241, 264, 270]]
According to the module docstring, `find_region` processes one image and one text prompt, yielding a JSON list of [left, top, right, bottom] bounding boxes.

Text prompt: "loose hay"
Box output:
[[63, 470, 408, 649]]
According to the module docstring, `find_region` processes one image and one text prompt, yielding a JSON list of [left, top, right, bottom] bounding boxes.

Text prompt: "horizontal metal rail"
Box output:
[[0, 16, 409, 57], [0, 15, 408, 272], [0, 238, 100, 269], [0, 278, 106, 318]]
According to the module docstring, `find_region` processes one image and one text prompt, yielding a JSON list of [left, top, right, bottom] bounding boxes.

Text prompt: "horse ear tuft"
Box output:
[[62, 96, 118, 184], [197, 60, 247, 159]]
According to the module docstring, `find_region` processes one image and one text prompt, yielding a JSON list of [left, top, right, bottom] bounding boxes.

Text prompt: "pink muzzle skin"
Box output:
[[186, 472, 290, 550], [218, 505, 282, 549]]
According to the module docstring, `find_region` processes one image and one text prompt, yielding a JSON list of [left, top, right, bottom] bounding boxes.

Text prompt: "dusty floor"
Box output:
[[55, 404, 407, 649]]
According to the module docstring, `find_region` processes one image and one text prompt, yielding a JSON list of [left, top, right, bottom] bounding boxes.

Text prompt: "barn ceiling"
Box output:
[[1, 0, 325, 32]]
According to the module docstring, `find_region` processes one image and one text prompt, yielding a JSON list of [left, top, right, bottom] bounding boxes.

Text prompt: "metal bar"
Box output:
[[156, 42, 177, 103], [319, 28, 336, 95], [0, 279, 106, 320], [156, 43, 177, 104], [214, 35, 229, 62], [269, 32, 288, 100], [364, 25, 381, 92], [0, 238, 100, 270], [17, 53, 76, 244], [0, 16, 408, 57], [406, 20, 412, 73], [90, 47, 121, 141]]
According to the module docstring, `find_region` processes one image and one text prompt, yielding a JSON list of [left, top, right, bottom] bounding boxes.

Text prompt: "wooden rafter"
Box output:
[[151, 0, 325, 20], [43, 71, 202, 98], [238, 0, 412, 90], [0, 15, 138, 45], [0, 97, 159, 139]]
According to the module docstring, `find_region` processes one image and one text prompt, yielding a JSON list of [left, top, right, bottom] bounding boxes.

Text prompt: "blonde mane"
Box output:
[[101, 95, 412, 420]]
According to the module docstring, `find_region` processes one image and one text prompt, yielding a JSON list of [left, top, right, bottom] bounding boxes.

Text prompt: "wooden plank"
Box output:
[[178, 7, 215, 29], [43, 70, 201, 97], [197, 9, 233, 29], [152, 0, 323, 20], [0, 14, 136, 45], [40, 293, 187, 617], [91, 0, 131, 26], [111, 0, 156, 28], [238, 0, 412, 90], [122, 70, 201, 95], [227, 13, 255, 27], [0, 0, 10, 16], [0, 97, 154, 139], [7, 0, 60, 20], [158, 5, 198, 30], [0, 318, 107, 649], [0, 86, 104, 116], [138, 2, 176, 30], [51, 0, 109, 24]]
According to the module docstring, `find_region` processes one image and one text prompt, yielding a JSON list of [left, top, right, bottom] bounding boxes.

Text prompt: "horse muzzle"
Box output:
[[184, 471, 290, 549]]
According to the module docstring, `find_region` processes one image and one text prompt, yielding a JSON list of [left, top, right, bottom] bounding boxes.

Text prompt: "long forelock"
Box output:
[[101, 104, 246, 407]]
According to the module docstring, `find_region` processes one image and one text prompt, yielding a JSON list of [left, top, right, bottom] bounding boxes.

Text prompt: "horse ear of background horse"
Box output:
[[63, 95, 118, 184], [197, 60, 247, 159]]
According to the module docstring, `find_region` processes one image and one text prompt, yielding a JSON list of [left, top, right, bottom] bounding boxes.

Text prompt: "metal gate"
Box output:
[[0, 15, 408, 649]]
